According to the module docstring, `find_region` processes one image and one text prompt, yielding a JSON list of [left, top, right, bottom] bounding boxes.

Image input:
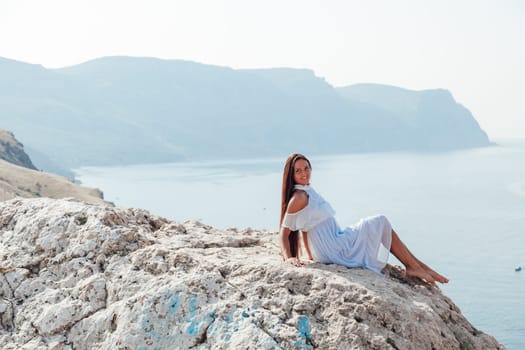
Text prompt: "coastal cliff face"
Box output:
[[336, 84, 491, 150], [0, 129, 37, 170], [0, 198, 503, 350]]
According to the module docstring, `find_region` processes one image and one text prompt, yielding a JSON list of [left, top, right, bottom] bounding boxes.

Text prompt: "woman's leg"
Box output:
[[390, 230, 448, 284], [403, 242, 449, 283], [392, 230, 449, 283]]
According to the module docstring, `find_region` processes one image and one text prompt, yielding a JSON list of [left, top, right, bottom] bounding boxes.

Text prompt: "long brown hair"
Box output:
[[280, 153, 311, 258]]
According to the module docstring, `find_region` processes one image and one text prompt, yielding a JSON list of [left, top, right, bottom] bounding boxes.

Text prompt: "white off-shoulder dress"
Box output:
[[282, 184, 392, 274]]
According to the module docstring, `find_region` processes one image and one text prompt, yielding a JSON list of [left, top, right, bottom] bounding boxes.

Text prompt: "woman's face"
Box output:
[[293, 159, 311, 186]]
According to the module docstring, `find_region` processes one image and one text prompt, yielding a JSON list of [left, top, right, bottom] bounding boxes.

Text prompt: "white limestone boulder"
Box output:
[[0, 198, 503, 349]]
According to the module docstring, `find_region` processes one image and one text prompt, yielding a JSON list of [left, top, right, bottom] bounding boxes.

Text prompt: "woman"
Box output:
[[279, 153, 448, 285]]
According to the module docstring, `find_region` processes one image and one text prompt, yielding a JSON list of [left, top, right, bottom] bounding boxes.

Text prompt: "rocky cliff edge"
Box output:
[[0, 198, 503, 349], [0, 128, 106, 204], [0, 129, 37, 170]]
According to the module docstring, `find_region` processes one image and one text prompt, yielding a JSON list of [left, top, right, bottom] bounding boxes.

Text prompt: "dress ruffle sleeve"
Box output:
[[281, 185, 335, 232], [281, 209, 309, 231]]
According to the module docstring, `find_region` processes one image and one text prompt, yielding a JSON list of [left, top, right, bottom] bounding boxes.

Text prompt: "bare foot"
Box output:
[[417, 260, 450, 284], [405, 266, 436, 285]]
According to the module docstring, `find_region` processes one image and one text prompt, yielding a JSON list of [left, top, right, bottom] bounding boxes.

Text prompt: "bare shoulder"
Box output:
[[287, 190, 309, 214]]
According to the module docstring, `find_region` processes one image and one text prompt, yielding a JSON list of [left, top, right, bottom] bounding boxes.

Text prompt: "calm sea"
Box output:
[[75, 139, 525, 349]]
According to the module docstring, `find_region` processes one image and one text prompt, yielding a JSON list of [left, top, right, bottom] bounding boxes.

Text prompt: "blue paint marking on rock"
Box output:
[[209, 310, 217, 321], [294, 315, 313, 349], [224, 309, 235, 324], [207, 310, 218, 335], [221, 330, 232, 342], [140, 292, 187, 344], [188, 321, 199, 335], [186, 295, 199, 335], [188, 296, 197, 317], [297, 315, 311, 340], [515, 266, 522, 272], [233, 317, 240, 332], [169, 293, 180, 314], [218, 308, 236, 340]]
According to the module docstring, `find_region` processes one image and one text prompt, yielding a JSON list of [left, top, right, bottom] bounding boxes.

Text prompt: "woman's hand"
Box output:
[[285, 257, 304, 267]]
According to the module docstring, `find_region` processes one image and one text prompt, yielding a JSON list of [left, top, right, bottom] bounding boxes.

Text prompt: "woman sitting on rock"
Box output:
[[279, 153, 449, 285]]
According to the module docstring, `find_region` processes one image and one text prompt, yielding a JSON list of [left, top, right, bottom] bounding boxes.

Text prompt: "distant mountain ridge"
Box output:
[[0, 56, 492, 173], [337, 84, 491, 150]]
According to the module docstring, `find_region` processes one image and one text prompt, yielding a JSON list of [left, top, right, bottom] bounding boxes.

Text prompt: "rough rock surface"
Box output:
[[0, 198, 503, 349], [0, 129, 37, 170]]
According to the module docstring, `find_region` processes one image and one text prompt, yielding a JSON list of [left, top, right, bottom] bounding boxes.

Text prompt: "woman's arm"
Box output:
[[302, 231, 313, 260], [279, 226, 303, 266], [279, 191, 308, 267]]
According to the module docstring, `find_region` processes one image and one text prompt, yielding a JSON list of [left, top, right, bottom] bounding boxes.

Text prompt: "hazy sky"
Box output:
[[1, 0, 524, 138]]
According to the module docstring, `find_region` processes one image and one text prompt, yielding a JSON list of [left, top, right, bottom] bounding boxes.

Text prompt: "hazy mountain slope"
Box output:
[[337, 83, 491, 150], [23, 145, 76, 180], [0, 57, 492, 171], [0, 57, 186, 168]]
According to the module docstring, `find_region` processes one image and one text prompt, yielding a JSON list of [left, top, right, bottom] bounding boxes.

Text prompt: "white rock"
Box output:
[[0, 198, 503, 349]]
